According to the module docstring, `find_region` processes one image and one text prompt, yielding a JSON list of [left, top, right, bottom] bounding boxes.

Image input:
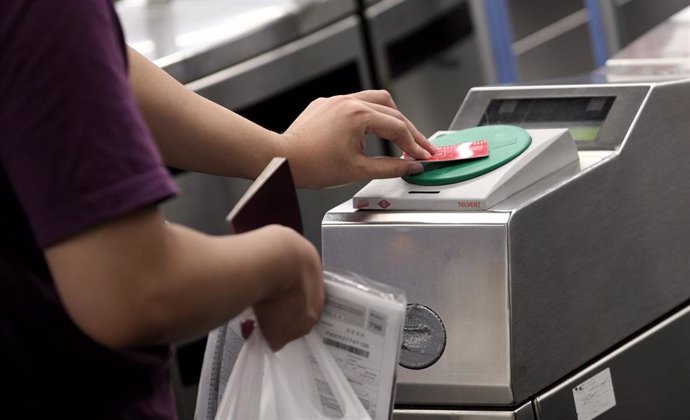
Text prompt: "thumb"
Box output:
[[360, 156, 424, 180]]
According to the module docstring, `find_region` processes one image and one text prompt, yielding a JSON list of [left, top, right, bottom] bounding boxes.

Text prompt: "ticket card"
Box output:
[[404, 139, 489, 162]]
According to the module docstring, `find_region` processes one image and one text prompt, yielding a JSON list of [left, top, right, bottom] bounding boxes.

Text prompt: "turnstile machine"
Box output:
[[322, 80, 690, 419]]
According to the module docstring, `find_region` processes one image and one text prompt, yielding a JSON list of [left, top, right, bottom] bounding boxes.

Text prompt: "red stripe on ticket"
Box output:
[[404, 140, 489, 162]]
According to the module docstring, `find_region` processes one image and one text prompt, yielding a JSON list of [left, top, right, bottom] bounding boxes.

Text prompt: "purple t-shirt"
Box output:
[[0, 1, 179, 418]]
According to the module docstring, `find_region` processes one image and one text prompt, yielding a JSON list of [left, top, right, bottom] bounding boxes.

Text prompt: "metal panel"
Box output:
[[599, 0, 690, 54], [507, 81, 690, 401], [534, 303, 690, 419], [117, 0, 357, 83], [323, 80, 690, 408], [507, 0, 582, 40], [322, 220, 514, 404], [450, 84, 650, 150], [393, 401, 535, 419], [598, 6, 690, 83], [365, 0, 465, 82], [363, 0, 483, 136], [294, 0, 358, 35], [515, 15, 596, 81], [469, 2, 595, 83], [323, 204, 511, 226], [189, 16, 371, 110]]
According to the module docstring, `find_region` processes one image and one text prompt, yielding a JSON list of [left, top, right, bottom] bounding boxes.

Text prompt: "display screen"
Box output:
[[479, 96, 615, 142]]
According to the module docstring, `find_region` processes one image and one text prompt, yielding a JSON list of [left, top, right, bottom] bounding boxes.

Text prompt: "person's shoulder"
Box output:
[[0, 0, 119, 40], [0, 0, 115, 18]]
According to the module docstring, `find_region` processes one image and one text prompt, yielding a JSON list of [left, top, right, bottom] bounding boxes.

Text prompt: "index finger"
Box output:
[[356, 96, 437, 156], [365, 111, 431, 160], [350, 90, 397, 109], [405, 118, 437, 156]]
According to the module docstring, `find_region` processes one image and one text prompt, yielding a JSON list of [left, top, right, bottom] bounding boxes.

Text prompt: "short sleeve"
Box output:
[[0, 0, 178, 248]]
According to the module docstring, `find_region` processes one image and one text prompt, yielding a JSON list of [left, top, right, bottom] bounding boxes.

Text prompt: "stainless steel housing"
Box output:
[[322, 80, 690, 412]]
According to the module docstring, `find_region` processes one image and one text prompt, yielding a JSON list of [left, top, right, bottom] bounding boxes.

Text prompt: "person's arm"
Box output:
[[4, 1, 320, 353], [45, 207, 323, 351], [127, 47, 435, 188]]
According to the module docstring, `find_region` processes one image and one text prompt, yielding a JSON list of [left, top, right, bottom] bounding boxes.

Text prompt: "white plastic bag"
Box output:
[[215, 314, 372, 420]]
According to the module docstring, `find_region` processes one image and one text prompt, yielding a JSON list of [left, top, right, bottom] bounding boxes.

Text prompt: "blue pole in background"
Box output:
[[585, 0, 610, 67], [484, 0, 518, 83]]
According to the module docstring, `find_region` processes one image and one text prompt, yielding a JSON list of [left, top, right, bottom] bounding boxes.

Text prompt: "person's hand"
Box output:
[[251, 225, 324, 351], [281, 90, 437, 188]]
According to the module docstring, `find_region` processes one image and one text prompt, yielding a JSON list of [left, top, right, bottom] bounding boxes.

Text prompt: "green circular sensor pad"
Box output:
[[404, 125, 532, 186]]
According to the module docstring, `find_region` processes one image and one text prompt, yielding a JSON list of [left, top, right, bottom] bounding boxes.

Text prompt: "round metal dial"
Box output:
[[399, 304, 447, 370]]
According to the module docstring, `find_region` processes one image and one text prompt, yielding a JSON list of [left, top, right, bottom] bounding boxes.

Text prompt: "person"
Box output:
[[0, 1, 435, 418]]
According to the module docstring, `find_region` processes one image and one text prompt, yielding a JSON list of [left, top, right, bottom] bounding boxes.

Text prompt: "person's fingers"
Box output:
[[361, 102, 437, 156], [349, 89, 397, 109], [356, 156, 424, 179], [240, 319, 255, 340], [410, 127, 437, 155], [264, 322, 309, 351], [256, 299, 314, 351], [361, 101, 405, 122], [251, 228, 324, 352], [333, 93, 436, 157], [364, 112, 431, 159]]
